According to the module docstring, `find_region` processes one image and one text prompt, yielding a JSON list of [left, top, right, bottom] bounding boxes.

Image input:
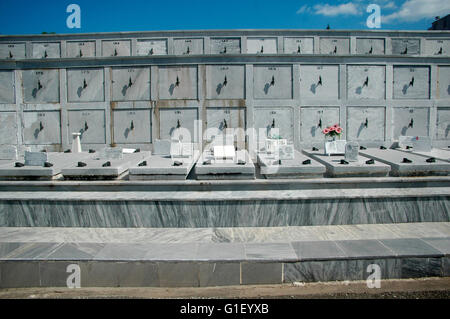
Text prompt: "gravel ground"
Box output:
[[0, 277, 449, 299]]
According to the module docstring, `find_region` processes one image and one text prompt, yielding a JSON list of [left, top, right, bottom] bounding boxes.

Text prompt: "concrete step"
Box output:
[[0, 223, 449, 288]]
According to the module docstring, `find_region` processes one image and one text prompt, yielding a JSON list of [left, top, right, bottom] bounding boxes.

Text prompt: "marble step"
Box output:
[[0, 223, 449, 288]]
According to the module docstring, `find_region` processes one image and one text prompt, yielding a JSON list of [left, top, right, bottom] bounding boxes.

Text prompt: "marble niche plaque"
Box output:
[[171, 141, 193, 158], [279, 144, 295, 160], [345, 141, 359, 162], [0, 145, 18, 160], [324, 140, 346, 155], [24, 151, 48, 166]]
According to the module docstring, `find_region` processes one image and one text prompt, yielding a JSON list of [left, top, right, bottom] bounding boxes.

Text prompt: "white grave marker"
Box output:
[[24, 151, 48, 166], [345, 141, 359, 162]]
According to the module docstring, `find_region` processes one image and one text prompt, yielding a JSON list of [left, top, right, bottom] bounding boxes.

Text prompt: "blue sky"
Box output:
[[0, 0, 448, 35]]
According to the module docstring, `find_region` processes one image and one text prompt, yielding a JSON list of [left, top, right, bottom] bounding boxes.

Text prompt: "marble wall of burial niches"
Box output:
[[393, 66, 430, 99], [113, 109, 151, 144], [300, 65, 339, 100], [159, 108, 198, 142], [253, 107, 294, 149], [347, 65, 386, 100], [111, 67, 151, 101], [136, 39, 168, 56], [246, 37, 277, 54], [210, 38, 241, 54], [67, 68, 104, 103], [158, 66, 198, 100], [391, 38, 420, 55], [206, 65, 245, 100], [355, 38, 385, 55], [68, 110, 106, 144], [22, 69, 60, 104], [253, 65, 292, 99], [173, 38, 204, 55], [101, 40, 131, 57], [283, 37, 314, 54], [22, 110, 61, 145], [425, 39, 450, 56], [437, 66, 450, 99], [32, 42, 61, 59], [319, 37, 350, 55], [205, 107, 246, 145], [436, 108, 450, 141], [346, 107, 386, 142], [66, 41, 96, 58], [0, 43, 26, 59], [300, 107, 340, 142], [392, 107, 430, 139]]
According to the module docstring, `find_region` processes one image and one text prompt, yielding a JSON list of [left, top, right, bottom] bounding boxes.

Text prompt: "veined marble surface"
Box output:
[[0, 223, 448, 244], [0, 192, 448, 228]]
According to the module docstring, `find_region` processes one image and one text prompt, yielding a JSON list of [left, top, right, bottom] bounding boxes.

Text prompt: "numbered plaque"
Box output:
[[320, 38, 350, 55], [393, 107, 430, 139], [356, 38, 385, 55], [136, 39, 167, 56], [210, 38, 241, 54], [158, 66, 198, 100], [393, 66, 430, 99], [102, 40, 131, 57], [206, 65, 245, 99], [0, 71, 15, 104], [0, 112, 17, 144], [68, 110, 106, 144], [253, 65, 292, 99], [392, 39, 420, 55], [284, 37, 314, 54], [32, 42, 61, 59], [112, 67, 151, 101], [0, 43, 26, 59], [159, 108, 198, 141], [300, 107, 340, 142], [346, 107, 385, 142], [66, 41, 96, 58], [23, 111, 61, 145], [247, 38, 277, 54], [67, 68, 104, 102], [300, 65, 339, 100], [173, 38, 203, 55], [113, 109, 152, 144], [23, 69, 60, 103], [347, 65, 385, 100]]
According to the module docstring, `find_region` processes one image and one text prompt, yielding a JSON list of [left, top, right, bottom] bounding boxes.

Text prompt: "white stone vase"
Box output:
[[71, 133, 82, 153]]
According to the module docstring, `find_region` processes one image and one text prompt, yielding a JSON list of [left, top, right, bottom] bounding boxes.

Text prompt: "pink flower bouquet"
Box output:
[[322, 124, 343, 138]]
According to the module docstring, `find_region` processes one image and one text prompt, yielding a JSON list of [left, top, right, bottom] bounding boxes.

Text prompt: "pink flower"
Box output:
[[333, 124, 339, 128], [335, 128, 342, 134], [323, 128, 330, 134], [328, 126, 335, 132]]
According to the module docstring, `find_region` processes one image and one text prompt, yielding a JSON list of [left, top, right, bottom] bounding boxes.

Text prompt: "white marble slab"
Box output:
[[258, 150, 325, 178], [302, 148, 390, 177], [360, 148, 450, 176]]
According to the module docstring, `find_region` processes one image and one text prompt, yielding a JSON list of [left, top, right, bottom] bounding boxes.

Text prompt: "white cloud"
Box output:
[[296, 4, 311, 14], [382, 1, 397, 9], [383, 0, 450, 23], [313, 3, 361, 16]]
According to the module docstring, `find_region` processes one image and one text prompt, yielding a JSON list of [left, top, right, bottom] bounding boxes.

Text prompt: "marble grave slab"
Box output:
[[359, 148, 450, 177], [258, 150, 325, 179], [302, 148, 390, 178]]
